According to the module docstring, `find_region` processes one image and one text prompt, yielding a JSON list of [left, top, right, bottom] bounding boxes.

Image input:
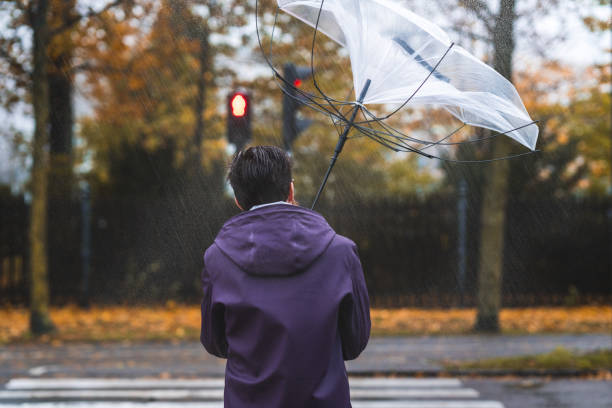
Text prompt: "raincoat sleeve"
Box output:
[[200, 263, 228, 358], [338, 244, 371, 360]]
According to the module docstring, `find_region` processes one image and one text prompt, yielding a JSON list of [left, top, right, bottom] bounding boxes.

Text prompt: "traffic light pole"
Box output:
[[282, 63, 312, 152], [311, 79, 371, 210]]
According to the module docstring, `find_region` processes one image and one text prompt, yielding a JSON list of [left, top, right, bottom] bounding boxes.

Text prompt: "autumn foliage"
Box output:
[[0, 305, 610, 344]]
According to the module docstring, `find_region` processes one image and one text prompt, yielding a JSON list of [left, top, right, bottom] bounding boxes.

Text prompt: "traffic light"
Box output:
[[282, 63, 313, 152], [227, 90, 251, 151]]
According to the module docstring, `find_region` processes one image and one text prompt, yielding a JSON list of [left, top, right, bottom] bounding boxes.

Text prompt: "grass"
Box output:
[[0, 304, 610, 345], [443, 347, 612, 372]]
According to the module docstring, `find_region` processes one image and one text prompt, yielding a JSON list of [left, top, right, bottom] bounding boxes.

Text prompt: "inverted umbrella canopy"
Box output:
[[277, 0, 539, 150]]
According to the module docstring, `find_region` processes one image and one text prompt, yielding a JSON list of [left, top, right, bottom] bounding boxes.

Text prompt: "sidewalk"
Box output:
[[2, 334, 609, 381]]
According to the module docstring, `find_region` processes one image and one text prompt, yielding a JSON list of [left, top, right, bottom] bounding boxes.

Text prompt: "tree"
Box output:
[[0, 0, 131, 333], [47, 0, 79, 305], [75, 1, 250, 301], [0, 1, 52, 332], [410, 0, 525, 329], [470, 0, 518, 332], [28, 0, 54, 334], [568, 0, 611, 195], [507, 63, 611, 198], [446, 0, 607, 331], [78, 0, 244, 188]]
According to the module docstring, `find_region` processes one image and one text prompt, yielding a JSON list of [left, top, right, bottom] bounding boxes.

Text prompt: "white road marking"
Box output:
[[0, 388, 478, 400], [353, 403, 504, 408], [352, 388, 479, 398], [0, 389, 223, 400], [26, 367, 54, 377], [0, 377, 504, 408], [0, 402, 505, 408], [5, 379, 226, 390], [350, 378, 462, 388], [6, 378, 462, 390]]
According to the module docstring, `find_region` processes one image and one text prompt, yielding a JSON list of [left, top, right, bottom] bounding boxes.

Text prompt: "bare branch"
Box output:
[[12, 0, 27, 12], [448, 26, 493, 44], [0, 69, 28, 89], [50, 0, 125, 38], [0, 45, 29, 79], [69, 61, 128, 75], [458, 0, 494, 34]]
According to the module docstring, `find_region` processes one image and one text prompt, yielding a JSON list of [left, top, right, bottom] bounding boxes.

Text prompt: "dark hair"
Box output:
[[228, 146, 292, 210]]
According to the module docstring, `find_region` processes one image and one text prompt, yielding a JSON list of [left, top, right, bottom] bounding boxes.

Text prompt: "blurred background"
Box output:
[[0, 0, 610, 343]]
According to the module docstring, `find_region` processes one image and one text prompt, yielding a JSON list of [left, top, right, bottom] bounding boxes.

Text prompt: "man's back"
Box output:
[[201, 203, 370, 408]]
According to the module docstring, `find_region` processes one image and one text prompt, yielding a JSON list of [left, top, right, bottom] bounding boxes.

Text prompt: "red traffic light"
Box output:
[[227, 90, 251, 149], [230, 93, 247, 117], [293, 78, 302, 88]]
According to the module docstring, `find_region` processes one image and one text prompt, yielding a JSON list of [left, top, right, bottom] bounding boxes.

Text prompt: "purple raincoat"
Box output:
[[201, 204, 371, 408]]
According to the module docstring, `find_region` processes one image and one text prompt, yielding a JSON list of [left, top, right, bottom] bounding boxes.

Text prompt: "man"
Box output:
[[201, 145, 370, 408]]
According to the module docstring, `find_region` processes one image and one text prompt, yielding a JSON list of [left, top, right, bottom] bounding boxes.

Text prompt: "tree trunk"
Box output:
[[193, 29, 209, 161], [29, 0, 55, 335], [48, 0, 77, 300], [474, 0, 516, 332]]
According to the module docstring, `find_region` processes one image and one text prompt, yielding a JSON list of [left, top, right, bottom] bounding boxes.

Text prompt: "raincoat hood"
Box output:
[[214, 204, 336, 276]]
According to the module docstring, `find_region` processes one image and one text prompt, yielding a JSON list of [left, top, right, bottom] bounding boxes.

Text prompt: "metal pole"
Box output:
[[79, 181, 91, 308], [311, 79, 371, 210], [608, 125, 612, 293], [457, 178, 468, 305]]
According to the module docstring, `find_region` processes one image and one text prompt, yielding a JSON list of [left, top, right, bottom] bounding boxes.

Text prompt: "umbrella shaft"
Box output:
[[311, 79, 371, 210], [335, 79, 372, 154]]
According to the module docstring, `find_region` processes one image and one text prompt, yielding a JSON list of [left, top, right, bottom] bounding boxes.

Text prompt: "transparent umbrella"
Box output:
[[256, 0, 540, 208]]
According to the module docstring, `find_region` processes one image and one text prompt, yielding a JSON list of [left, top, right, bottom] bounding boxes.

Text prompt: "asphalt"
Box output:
[[1, 334, 610, 380], [346, 334, 612, 373], [465, 378, 612, 408]]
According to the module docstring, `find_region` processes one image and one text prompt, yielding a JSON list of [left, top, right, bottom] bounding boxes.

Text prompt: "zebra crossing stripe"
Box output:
[[353, 388, 479, 398], [6, 378, 462, 390], [1, 390, 226, 400], [0, 377, 504, 408], [5, 379, 226, 390], [351, 378, 462, 388], [354, 403, 504, 408], [0, 402, 505, 408], [0, 388, 478, 400]]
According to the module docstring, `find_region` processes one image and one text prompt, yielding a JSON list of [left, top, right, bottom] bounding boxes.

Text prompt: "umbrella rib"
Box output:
[[418, 124, 466, 152], [255, 0, 354, 120], [308, 0, 349, 119], [350, 117, 433, 156], [437, 149, 540, 164], [355, 125, 434, 157], [267, 7, 280, 61], [433, 120, 540, 146], [307, 0, 378, 108], [359, 109, 538, 150], [273, 73, 345, 121], [311, 79, 372, 210], [359, 107, 436, 145]]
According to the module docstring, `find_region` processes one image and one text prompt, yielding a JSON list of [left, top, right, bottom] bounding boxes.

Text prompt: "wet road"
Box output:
[[347, 334, 612, 372], [2, 335, 610, 407], [465, 378, 612, 408], [2, 334, 610, 379], [0, 376, 609, 407]]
